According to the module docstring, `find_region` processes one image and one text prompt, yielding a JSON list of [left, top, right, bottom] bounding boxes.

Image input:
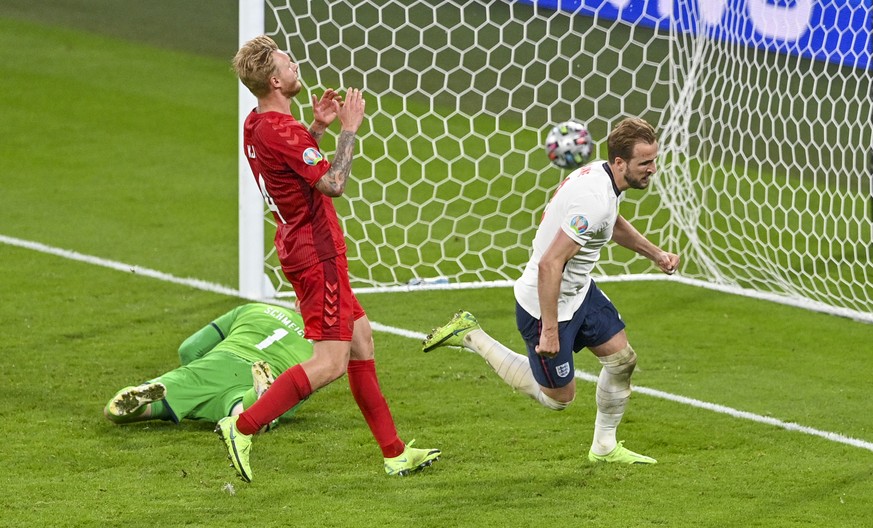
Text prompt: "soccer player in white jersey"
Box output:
[[423, 117, 680, 464]]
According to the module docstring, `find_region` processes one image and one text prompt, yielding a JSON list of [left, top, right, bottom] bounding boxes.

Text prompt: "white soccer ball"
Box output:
[[545, 120, 593, 170]]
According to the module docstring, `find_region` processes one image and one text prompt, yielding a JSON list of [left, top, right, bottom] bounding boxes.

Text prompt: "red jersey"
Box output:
[[243, 109, 347, 273]]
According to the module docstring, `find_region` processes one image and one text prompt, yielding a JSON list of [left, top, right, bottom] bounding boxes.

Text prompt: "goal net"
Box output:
[[239, 0, 872, 323]]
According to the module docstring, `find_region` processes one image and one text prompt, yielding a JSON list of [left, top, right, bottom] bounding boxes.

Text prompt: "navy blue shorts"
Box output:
[[515, 280, 625, 389]]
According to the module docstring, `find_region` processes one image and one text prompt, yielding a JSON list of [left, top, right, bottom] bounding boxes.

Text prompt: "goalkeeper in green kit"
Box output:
[[104, 303, 313, 427]]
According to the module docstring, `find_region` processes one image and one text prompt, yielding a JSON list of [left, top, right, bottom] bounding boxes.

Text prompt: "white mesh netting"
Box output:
[[257, 0, 872, 322]]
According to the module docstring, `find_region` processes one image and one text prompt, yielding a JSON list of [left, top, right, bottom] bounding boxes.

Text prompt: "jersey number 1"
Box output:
[[255, 328, 289, 350]]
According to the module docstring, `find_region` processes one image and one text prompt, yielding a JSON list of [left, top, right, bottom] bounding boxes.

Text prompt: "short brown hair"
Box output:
[[233, 35, 280, 97], [607, 117, 658, 162]]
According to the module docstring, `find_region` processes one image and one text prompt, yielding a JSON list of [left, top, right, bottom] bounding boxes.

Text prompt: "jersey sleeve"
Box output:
[[559, 195, 611, 246], [176, 307, 239, 365], [266, 122, 331, 186]]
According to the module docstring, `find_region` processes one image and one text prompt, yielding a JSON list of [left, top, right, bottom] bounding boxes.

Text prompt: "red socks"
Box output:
[[236, 364, 312, 435], [236, 359, 405, 459], [347, 359, 405, 458]]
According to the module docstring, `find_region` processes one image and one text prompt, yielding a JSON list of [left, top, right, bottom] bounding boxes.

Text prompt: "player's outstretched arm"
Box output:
[[177, 308, 238, 364]]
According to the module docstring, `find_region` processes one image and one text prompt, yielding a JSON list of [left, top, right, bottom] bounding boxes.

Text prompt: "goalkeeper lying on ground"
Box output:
[[104, 302, 313, 428]]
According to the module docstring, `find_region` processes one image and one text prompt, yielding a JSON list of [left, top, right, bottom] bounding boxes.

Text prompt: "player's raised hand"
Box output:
[[311, 89, 341, 127], [338, 87, 365, 133]]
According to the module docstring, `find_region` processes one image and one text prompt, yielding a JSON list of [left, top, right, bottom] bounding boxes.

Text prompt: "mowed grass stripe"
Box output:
[[5, 231, 871, 454]]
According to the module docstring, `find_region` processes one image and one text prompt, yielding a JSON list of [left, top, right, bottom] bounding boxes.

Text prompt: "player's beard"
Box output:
[[626, 171, 652, 190], [282, 80, 302, 98]]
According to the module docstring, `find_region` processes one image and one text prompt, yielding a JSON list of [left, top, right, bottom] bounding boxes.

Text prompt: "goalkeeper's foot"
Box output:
[[422, 310, 480, 352], [384, 440, 441, 476], [251, 361, 275, 399], [215, 416, 253, 482], [588, 441, 657, 465], [104, 382, 166, 420], [251, 361, 280, 432]]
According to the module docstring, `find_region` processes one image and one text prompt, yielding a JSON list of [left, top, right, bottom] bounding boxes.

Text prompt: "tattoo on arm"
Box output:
[[316, 130, 356, 196], [309, 127, 324, 145]]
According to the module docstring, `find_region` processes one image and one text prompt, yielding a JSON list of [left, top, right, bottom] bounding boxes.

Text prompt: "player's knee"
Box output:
[[537, 391, 575, 411], [538, 382, 575, 410], [600, 343, 637, 375], [312, 343, 352, 381], [350, 318, 375, 360], [350, 336, 375, 361], [325, 359, 349, 382]]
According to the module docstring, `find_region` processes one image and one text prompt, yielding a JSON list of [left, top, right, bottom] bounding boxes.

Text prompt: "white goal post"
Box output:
[[239, 0, 872, 323]]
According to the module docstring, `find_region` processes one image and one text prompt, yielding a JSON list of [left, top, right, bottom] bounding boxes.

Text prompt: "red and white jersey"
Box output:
[[514, 161, 623, 320], [243, 109, 346, 273]]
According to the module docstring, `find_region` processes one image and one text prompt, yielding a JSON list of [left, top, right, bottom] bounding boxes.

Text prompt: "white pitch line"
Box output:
[[4, 233, 872, 453], [573, 370, 873, 453], [0, 234, 243, 298]]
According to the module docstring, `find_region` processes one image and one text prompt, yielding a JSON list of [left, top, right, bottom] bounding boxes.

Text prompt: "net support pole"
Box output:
[[238, 0, 265, 299]]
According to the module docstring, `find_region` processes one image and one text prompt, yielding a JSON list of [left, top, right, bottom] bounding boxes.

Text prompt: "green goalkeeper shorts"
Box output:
[[155, 350, 255, 423]]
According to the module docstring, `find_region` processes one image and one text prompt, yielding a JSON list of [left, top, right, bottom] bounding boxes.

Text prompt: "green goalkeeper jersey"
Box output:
[[177, 302, 312, 372]]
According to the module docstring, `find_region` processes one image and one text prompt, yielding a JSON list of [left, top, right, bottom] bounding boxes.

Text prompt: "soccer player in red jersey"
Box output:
[[215, 35, 440, 482]]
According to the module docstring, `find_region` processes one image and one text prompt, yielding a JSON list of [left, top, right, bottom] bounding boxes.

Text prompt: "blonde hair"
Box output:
[[233, 35, 280, 97], [607, 117, 658, 162]]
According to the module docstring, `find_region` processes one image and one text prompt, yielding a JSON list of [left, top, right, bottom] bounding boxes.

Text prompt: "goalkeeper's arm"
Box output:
[[177, 307, 238, 365]]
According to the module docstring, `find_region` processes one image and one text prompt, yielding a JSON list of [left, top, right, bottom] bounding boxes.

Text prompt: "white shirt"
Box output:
[[514, 161, 623, 320]]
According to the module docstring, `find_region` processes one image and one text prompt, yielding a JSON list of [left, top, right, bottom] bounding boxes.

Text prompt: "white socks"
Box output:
[[462, 330, 639, 454], [591, 345, 637, 455], [463, 329, 570, 410]]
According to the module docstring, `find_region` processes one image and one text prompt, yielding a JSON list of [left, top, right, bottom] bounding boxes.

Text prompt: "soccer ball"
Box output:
[[545, 120, 593, 170]]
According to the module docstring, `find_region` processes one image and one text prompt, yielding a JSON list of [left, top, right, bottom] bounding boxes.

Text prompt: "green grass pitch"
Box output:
[[1, 2, 872, 527]]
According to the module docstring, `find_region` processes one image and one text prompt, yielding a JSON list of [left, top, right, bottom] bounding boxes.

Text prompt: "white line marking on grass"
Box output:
[[574, 369, 873, 453], [5, 233, 872, 453], [0, 234, 243, 297], [359, 322, 873, 454]]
